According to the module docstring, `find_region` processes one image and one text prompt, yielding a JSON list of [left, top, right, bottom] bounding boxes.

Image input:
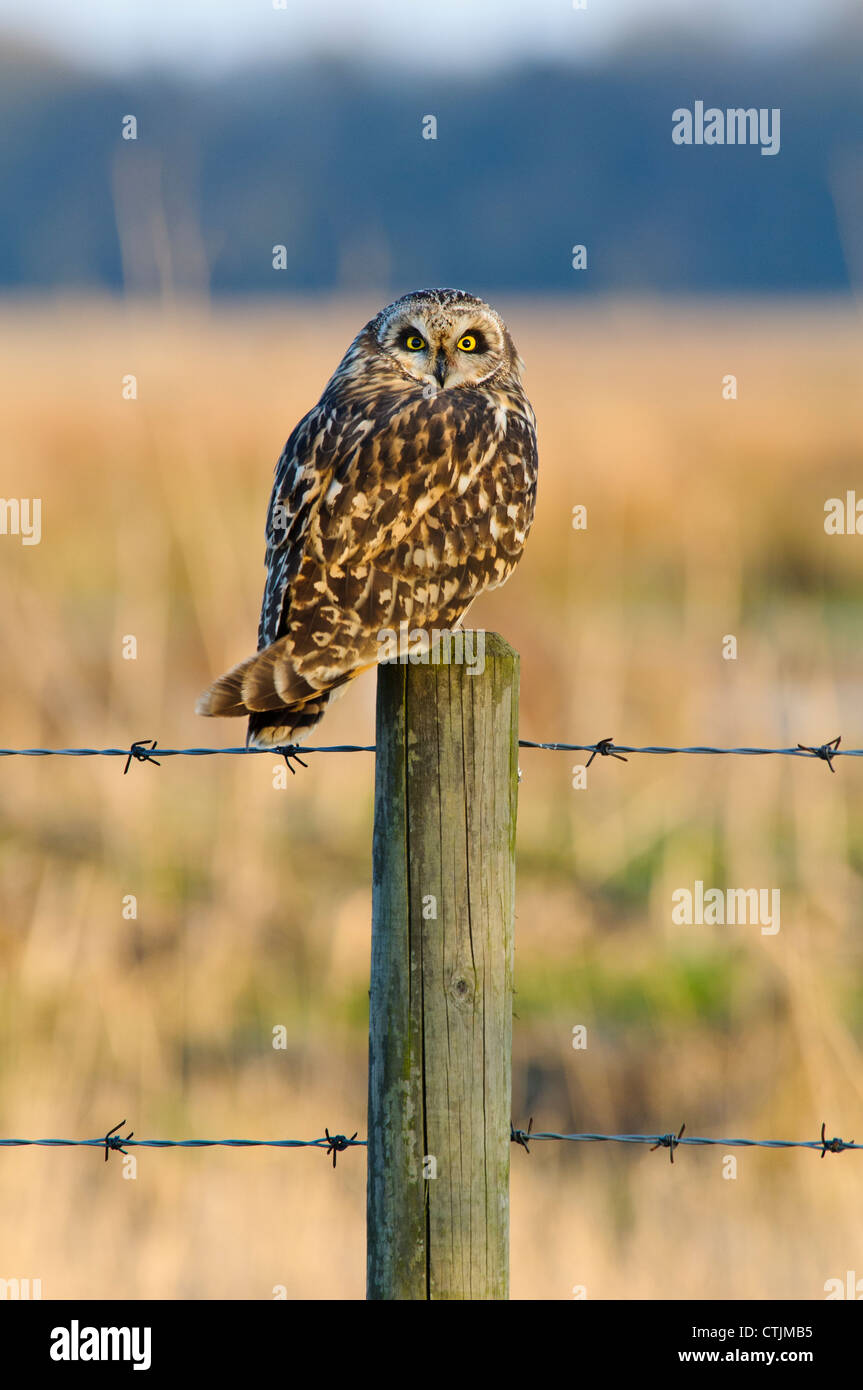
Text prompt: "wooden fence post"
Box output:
[[366, 630, 519, 1300]]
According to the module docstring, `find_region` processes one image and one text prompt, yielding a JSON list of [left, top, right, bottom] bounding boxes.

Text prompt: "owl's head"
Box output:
[[370, 288, 523, 391]]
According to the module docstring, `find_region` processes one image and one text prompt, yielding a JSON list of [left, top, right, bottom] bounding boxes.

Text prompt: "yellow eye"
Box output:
[[405, 334, 426, 351], [457, 334, 478, 352]]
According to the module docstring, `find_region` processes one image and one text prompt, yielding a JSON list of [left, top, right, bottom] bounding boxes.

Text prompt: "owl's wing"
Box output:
[[257, 398, 370, 651], [198, 383, 536, 723]]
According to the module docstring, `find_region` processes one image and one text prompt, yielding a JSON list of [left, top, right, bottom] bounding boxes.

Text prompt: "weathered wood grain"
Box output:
[[367, 632, 519, 1300]]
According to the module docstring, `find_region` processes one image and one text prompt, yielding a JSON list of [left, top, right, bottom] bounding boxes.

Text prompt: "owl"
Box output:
[[196, 288, 538, 747]]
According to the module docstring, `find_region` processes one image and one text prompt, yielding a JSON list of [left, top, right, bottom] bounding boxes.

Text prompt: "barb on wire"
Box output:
[[820, 1121, 854, 1156], [798, 736, 842, 773], [585, 736, 628, 767], [650, 1123, 686, 1164], [510, 1116, 534, 1153], [104, 1119, 134, 1161], [277, 745, 309, 774], [324, 1128, 358, 1168], [123, 739, 160, 774]]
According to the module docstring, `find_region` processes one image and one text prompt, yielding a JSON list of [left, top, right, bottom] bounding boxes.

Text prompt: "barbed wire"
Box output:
[[509, 1121, 858, 1163], [0, 734, 854, 771], [2, 741, 857, 1174], [1, 1123, 364, 1168], [520, 734, 849, 771], [1, 1120, 857, 1166]]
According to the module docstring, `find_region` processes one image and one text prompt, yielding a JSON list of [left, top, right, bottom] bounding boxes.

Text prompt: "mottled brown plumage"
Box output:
[[196, 288, 538, 747]]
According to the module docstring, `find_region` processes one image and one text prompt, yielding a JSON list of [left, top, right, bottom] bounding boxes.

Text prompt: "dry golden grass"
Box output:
[[1, 295, 862, 1299]]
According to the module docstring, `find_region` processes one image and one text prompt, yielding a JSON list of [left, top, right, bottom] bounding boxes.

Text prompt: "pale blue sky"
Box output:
[[0, 0, 849, 73]]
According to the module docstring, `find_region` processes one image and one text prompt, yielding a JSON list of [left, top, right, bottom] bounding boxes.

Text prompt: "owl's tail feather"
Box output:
[[195, 638, 318, 718], [195, 640, 364, 749]]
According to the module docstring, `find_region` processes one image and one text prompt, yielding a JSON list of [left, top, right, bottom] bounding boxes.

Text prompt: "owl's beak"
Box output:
[[433, 353, 449, 387]]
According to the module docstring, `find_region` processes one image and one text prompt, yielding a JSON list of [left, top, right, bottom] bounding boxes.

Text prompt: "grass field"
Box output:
[[1, 295, 862, 1298]]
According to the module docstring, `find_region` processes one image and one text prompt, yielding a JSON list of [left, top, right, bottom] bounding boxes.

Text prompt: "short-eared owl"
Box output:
[[196, 288, 538, 747]]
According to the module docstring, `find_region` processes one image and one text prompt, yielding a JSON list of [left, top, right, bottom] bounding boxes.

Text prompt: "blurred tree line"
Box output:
[[1, 33, 861, 295]]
